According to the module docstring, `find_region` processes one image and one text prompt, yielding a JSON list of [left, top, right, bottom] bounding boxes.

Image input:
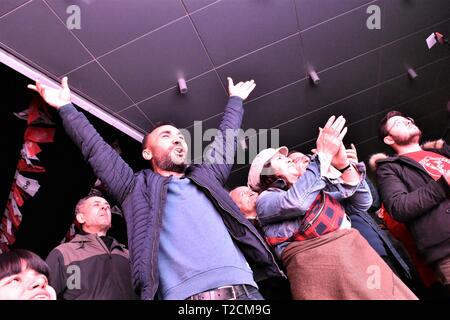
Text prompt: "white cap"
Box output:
[[247, 147, 288, 192]]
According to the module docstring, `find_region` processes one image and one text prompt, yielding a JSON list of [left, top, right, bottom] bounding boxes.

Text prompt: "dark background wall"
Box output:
[[1, 62, 147, 258]]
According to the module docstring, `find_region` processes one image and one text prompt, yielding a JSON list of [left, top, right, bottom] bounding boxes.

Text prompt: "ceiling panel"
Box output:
[[378, 58, 443, 110], [98, 16, 212, 103], [137, 71, 228, 129], [300, 4, 382, 72], [116, 106, 153, 134], [276, 86, 378, 150], [393, 84, 450, 121], [0, 0, 91, 76], [305, 50, 380, 110], [216, 34, 305, 101], [380, 0, 450, 45], [379, 19, 450, 82], [435, 57, 450, 89], [346, 83, 449, 149], [190, 0, 298, 66], [0, 0, 29, 17], [46, 0, 186, 57], [65, 61, 134, 113], [0, 0, 448, 188], [416, 109, 449, 142], [294, 0, 375, 30], [182, 0, 220, 13], [242, 79, 309, 130]]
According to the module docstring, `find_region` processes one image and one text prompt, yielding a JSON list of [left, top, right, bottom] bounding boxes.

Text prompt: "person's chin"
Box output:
[[29, 292, 52, 300]]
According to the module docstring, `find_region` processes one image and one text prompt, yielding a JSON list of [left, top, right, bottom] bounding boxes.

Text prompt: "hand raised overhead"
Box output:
[[27, 77, 71, 109], [227, 77, 256, 101]]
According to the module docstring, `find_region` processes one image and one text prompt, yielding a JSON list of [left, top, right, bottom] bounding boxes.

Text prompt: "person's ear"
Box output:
[[142, 148, 153, 161], [383, 135, 394, 146], [75, 213, 85, 225]]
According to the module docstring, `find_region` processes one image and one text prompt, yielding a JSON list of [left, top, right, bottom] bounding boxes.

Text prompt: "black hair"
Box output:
[[258, 158, 290, 192], [141, 121, 177, 150], [0, 249, 50, 281], [378, 110, 405, 140]]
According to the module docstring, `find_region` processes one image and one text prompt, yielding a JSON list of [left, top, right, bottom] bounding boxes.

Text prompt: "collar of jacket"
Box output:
[[371, 144, 449, 173], [70, 233, 126, 251]]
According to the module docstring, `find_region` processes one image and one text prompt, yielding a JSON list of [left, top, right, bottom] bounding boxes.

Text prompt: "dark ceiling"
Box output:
[[1, 0, 450, 187]]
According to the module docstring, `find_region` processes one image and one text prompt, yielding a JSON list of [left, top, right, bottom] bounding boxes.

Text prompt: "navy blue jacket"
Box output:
[[58, 97, 284, 299]]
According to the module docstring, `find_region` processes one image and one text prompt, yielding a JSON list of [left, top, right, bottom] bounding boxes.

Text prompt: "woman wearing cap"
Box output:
[[247, 115, 417, 300]]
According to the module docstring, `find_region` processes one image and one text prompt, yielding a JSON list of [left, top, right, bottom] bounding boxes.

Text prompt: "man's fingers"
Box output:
[[27, 84, 38, 92], [242, 79, 255, 90], [61, 76, 69, 90], [227, 77, 234, 89], [311, 148, 318, 154], [248, 83, 256, 93], [351, 143, 356, 151], [235, 81, 244, 88]]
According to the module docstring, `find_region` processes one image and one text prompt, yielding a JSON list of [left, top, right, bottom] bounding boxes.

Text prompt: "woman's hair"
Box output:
[[0, 249, 50, 281], [258, 158, 290, 192]]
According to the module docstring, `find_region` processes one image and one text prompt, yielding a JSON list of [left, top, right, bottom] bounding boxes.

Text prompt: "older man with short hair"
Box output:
[[46, 195, 136, 300]]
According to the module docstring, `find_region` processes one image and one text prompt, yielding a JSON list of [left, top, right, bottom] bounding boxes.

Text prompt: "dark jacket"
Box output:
[[375, 143, 450, 263], [46, 233, 136, 300], [57, 97, 283, 300], [349, 211, 412, 280]]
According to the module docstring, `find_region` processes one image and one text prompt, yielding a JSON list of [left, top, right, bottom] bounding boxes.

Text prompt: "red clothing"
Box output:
[[381, 205, 438, 287], [403, 150, 450, 181]]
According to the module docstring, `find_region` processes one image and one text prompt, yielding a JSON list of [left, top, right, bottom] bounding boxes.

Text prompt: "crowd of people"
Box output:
[[0, 76, 448, 300]]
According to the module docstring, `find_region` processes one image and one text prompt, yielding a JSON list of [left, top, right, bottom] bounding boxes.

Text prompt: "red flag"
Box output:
[[17, 159, 46, 173], [6, 201, 21, 230], [27, 98, 41, 124], [24, 141, 42, 157], [25, 127, 55, 143], [12, 183, 25, 207], [0, 218, 15, 245]]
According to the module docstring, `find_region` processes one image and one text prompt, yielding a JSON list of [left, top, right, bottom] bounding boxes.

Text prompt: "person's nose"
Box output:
[[29, 275, 47, 290], [173, 137, 181, 145]]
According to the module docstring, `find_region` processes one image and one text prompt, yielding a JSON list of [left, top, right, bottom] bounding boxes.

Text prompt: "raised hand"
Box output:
[[27, 77, 71, 109], [346, 143, 359, 164], [315, 115, 347, 157], [228, 77, 256, 101]]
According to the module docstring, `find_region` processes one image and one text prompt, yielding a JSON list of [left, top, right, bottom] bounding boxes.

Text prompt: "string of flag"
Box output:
[[0, 97, 55, 254]]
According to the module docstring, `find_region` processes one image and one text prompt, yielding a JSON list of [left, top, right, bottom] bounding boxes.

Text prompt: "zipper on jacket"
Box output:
[[95, 235, 112, 257], [189, 176, 285, 278], [149, 176, 169, 297]]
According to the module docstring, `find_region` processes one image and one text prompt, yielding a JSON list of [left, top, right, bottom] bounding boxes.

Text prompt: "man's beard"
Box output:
[[153, 153, 187, 173], [393, 129, 422, 146]]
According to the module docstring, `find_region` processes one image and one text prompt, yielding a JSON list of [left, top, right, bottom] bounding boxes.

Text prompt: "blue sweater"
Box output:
[[158, 176, 256, 299]]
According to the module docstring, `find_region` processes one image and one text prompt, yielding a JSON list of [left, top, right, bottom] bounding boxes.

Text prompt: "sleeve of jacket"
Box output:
[[201, 96, 244, 185], [376, 162, 450, 222], [256, 160, 326, 226], [339, 163, 373, 214], [45, 249, 66, 298], [58, 104, 134, 204]]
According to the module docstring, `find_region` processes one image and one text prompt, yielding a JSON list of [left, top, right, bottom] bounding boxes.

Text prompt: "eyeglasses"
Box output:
[[385, 117, 415, 135]]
